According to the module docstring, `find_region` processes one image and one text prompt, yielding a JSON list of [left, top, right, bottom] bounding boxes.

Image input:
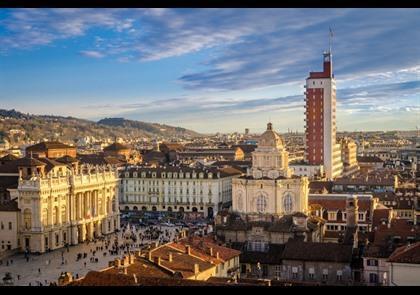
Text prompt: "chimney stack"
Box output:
[[186, 245, 191, 255], [346, 195, 358, 228], [193, 263, 200, 275], [114, 258, 121, 268], [148, 251, 153, 261], [216, 252, 220, 260], [154, 256, 161, 266], [168, 252, 173, 262], [209, 247, 213, 256]]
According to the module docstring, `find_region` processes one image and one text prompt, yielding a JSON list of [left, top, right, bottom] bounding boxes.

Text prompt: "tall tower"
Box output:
[[304, 39, 343, 179]]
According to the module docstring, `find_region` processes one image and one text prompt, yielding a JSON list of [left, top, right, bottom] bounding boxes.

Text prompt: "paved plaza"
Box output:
[[0, 224, 183, 286]]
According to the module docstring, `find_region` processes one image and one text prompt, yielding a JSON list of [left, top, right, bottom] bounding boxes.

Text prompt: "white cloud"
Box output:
[[80, 50, 105, 58]]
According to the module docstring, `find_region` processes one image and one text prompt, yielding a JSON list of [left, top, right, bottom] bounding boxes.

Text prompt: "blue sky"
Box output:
[[0, 8, 419, 134]]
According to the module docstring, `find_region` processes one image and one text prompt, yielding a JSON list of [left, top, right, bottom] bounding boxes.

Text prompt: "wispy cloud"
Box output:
[[79, 50, 105, 58]]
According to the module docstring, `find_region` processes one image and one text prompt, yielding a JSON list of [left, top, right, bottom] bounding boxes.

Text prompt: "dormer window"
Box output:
[[141, 172, 146, 178], [125, 172, 129, 178], [162, 173, 166, 178], [328, 211, 337, 221], [173, 173, 177, 178], [133, 172, 137, 178]]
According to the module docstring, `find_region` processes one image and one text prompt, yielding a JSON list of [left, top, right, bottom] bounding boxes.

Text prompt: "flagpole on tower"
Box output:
[[329, 27, 334, 55]]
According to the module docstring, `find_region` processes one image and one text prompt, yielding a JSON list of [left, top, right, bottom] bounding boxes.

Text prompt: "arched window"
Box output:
[[42, 208, 48, 226], [283, 192, 293, 214], [237, 193, 243, 211], [61, 206, 66, 223], [53, 206, 59, 225], [23, 209, 32, 230], [256, 195, 267, 213]]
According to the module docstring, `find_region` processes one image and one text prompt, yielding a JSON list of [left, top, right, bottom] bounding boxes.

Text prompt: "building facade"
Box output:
[[304, 51, 343, 179], [7, 157, 120, 253], [232, 123, 309, 218], [119, 166, 241, 218], [0, 200, 19, 256], [25, 141, 77, 159], [341, 137, 359, 176]]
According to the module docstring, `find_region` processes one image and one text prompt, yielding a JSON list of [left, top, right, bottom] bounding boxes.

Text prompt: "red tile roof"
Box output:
[[388, 242, 420, 264]]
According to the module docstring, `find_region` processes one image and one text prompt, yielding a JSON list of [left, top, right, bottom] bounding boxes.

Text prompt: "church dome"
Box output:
[[258, 122, 285, 149]]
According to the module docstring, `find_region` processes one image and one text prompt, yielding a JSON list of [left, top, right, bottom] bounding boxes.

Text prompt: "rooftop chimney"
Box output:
[[216, 252, 220, 260], [168, 252, 173, 262], [346, 195, 358, 228], [186, 245, 191, 255], [193, 263, 200, 275], [114, 258, 121, 268], [154, 256, 161, 266], [209, 247, 213, 257], [148, 251, 153, 261]]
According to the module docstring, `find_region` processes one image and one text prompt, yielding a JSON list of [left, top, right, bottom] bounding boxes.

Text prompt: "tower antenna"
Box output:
[[329, 27, 334, 54]]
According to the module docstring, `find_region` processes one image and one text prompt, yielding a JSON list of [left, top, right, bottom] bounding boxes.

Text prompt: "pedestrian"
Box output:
[[17, 275, 20, 280], [38, 268, 41, 274], [84, 262, 86, 268]]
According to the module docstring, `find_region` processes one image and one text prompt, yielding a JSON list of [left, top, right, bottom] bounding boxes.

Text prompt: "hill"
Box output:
[[0, 109, 200, 146]]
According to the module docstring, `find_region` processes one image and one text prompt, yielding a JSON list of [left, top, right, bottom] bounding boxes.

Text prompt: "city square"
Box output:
[[0, 223, 185, 286]]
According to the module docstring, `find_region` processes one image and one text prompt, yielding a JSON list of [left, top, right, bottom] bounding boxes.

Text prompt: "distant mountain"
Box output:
[[0, 109, 201, 145]]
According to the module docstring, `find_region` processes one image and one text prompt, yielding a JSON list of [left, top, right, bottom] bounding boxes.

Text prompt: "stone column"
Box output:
[[95, 221, 101, 237], [87, 222, 94, 241], [71, 226, 78, 245]]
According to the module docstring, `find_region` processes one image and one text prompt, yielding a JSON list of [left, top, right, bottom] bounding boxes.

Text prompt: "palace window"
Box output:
[[283, 193, 293, 214], [24, 209, 32, 230], [308, 268, 315, 280], [292, 267, 298, 279], [61, 206, 66, 223], [256, 195, 267, 213], [42, 208, 48, 226], [336, 270, 343, 281], [322, 269, 328, 281]]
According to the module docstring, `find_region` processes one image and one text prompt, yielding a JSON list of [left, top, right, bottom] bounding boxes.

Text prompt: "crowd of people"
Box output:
[[0, 217, 211, 286]]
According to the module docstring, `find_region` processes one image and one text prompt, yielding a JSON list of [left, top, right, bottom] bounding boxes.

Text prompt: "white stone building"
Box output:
[[5, 156, 120, 253], [119, 166, 241, 218], [232, 123, 309, 218]]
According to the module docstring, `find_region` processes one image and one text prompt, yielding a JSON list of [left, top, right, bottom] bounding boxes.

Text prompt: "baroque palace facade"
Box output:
[[5, 155, 120, 253], [232, 122, 310, 218]]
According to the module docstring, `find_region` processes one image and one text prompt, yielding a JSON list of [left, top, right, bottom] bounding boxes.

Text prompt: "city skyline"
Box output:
[[0, 8, 419, 133]]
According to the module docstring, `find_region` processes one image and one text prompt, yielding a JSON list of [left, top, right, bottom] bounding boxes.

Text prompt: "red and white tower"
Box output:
[[304, 45, 343, 179]]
